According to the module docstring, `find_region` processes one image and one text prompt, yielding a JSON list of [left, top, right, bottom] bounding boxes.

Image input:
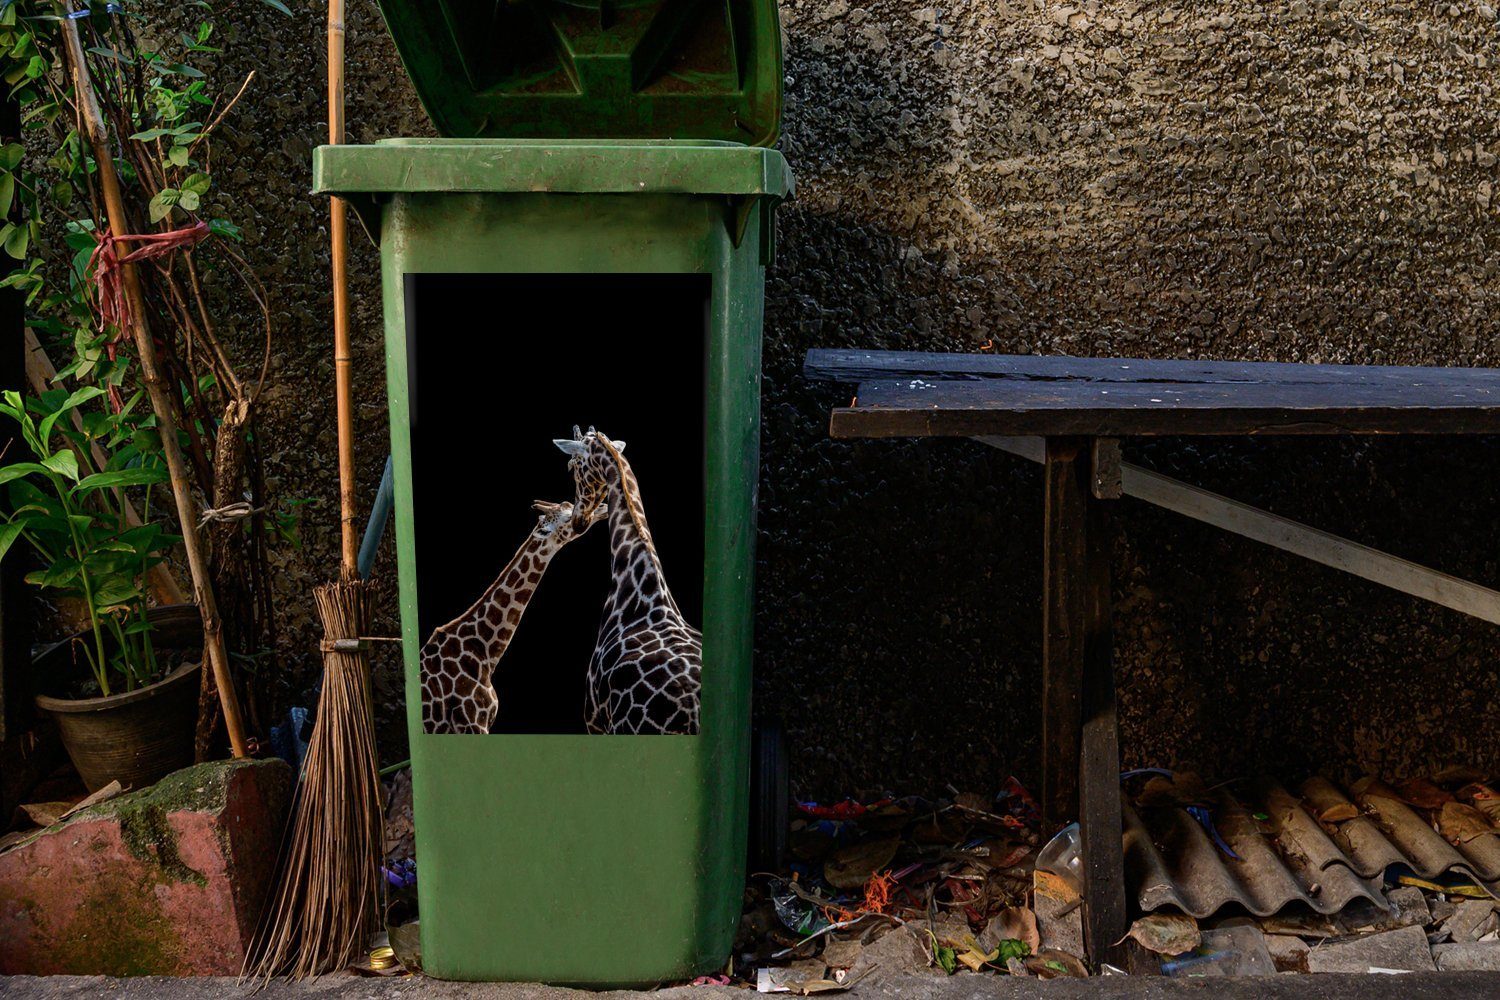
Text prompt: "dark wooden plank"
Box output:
[[829, 377, 1500, 437], [1041, 438, 1086, 834], [1079, 494, 1127, 968], [806, 348, 1500, 391]]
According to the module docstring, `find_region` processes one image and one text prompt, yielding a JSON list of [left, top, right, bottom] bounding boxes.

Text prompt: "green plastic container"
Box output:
[[312, 0, 790, 986]]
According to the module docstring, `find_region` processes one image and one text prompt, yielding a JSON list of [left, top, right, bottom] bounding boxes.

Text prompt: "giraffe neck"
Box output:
[[443, 524, 569, 677], [601, 450, 679, 621]]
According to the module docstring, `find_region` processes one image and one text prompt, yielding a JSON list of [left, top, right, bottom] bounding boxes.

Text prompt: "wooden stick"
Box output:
[[61, 9, 248, 758], [976, 435, 1500, 626], [24, 329, 187, 607], [328, 0, 358, 578]]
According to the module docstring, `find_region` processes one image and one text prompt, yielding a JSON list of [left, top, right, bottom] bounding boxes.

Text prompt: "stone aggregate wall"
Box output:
[[184, 0, 1500, 794]]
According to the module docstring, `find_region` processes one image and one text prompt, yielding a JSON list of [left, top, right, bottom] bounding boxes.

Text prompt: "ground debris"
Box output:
[[740, 782, 1062, 986], [1440, 899, 1498, 943]]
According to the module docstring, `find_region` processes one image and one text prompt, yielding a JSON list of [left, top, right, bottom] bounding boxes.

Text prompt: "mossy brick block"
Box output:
[[0, 757, 291, 975]]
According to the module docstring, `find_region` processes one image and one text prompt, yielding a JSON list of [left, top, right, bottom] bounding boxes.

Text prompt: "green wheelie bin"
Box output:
[[312, 0, 791, 986]]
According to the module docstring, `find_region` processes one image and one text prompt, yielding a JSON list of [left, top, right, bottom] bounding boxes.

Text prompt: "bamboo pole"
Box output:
[[328, 0, 358, 577], [23, 329, 188, 607], [61, 8, 248, 758]]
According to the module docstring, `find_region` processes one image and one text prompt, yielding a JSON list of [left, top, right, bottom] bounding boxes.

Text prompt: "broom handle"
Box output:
[[329, 0, 358, 579], [61, 8, 248, 759]]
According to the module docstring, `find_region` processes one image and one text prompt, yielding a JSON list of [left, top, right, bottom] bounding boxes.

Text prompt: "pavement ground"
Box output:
[[2, 973, 1499, 1000]]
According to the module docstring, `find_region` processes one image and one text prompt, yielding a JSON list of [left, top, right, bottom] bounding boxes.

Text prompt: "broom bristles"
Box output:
[[243, 579, 383, 980]]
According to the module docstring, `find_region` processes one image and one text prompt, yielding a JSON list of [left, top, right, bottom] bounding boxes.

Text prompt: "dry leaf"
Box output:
[[1353, 777, 1403, 804], [18, 802, 69, 828], [1397, 777, 1453, 811], [1458, 783, 1500, 824], [1315, 802, 1359, 823], [1433, 765, 1488, 786], [1123, 913, 1200, 956], [60, 780, 124, 820], [1302, 777, 1360, 824], [824, 837, 899, 889], [1026, 949, 1088, 978], [1438, 801, 1496, 845], [993, 907, 1040, 955]]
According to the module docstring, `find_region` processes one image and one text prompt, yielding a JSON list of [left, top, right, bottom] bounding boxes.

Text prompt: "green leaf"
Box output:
[[0, 172, 11, 218], [995, 939, 1030, 963], [26, 557, 80, 588], [180, 171, 210, 196], [92, 579, 142, 608], [0, 519, 26, 562], [37, 385, 106, 443], [258, 0, 294, 15], [0, 461, 52, 485], [2, 220, 27, 259], [178, 189, 200, 212], [935, 944, 956, 976], [76, 467, 168, 493], [0, 141, 22, 171], [208, 218, 241, 241], [42, 450, 80, 482], [87, 45, 134, 65], [148, 188, 178, 223], [167, 144, 190, 168]]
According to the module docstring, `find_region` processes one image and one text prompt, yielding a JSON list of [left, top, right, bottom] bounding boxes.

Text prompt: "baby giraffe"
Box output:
[[420, 497, 607, 734], [555, 426, 702, 734]]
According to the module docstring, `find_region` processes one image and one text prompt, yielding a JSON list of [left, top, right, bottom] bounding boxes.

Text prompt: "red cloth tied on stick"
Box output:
[[87, 220, 211, 409]]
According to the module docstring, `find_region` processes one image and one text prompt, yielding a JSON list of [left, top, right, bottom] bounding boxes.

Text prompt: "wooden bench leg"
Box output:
[[1043, 437, 1128, 968], [1080, 496, 1127, 966], [1041, 438, 1086, 833]]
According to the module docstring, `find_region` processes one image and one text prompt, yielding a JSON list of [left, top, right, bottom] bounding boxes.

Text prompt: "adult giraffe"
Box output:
[[554, 426, 702, 735]]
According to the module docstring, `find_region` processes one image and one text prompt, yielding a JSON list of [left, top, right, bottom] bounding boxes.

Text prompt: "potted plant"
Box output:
[[0, 385, 200, 791]]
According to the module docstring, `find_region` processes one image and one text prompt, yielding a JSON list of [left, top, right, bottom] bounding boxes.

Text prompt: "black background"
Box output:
[[407, 273, 707, 733]]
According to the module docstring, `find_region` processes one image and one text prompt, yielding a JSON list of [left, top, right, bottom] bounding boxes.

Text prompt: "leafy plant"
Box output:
[[0, 0, 292, 742], [0, 386, 179, 695]]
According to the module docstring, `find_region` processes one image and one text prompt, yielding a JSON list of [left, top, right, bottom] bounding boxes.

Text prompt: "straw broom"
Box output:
[[243, 0, 383, 978]]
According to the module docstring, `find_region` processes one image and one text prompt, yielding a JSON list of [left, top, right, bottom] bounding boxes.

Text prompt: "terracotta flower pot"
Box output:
[[33, 604, 203, 792]]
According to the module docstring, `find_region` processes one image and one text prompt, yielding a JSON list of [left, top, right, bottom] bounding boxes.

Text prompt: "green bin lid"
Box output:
[[373, 0, 784, 146]]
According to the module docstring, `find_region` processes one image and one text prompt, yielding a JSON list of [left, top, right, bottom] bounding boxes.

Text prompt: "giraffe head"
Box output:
[[552, 425, 620, 529], [531, 497, 606, 543]]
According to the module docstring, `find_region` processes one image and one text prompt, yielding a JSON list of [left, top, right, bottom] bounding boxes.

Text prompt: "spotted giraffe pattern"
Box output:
[[419, 499, 605, 734], [556, 427, 701, 734]]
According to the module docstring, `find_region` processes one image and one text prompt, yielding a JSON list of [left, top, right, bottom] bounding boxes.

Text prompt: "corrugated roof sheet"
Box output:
[[1124, 776, 1500, 920]]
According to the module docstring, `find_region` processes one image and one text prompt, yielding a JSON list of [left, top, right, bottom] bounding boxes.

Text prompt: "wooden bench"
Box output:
[[804, 348, 1500, 966]]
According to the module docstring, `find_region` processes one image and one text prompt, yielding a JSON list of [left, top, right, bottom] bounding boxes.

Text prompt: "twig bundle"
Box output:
[[243, 579, 382, 979]]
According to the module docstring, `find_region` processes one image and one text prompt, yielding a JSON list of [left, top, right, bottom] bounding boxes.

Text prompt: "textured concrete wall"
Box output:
[[196, 1, 1500, 794]]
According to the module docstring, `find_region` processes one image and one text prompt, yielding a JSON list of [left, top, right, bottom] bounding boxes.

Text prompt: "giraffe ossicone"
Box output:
[[557, 426, 702, 735], [419, 496, 607, 735]]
